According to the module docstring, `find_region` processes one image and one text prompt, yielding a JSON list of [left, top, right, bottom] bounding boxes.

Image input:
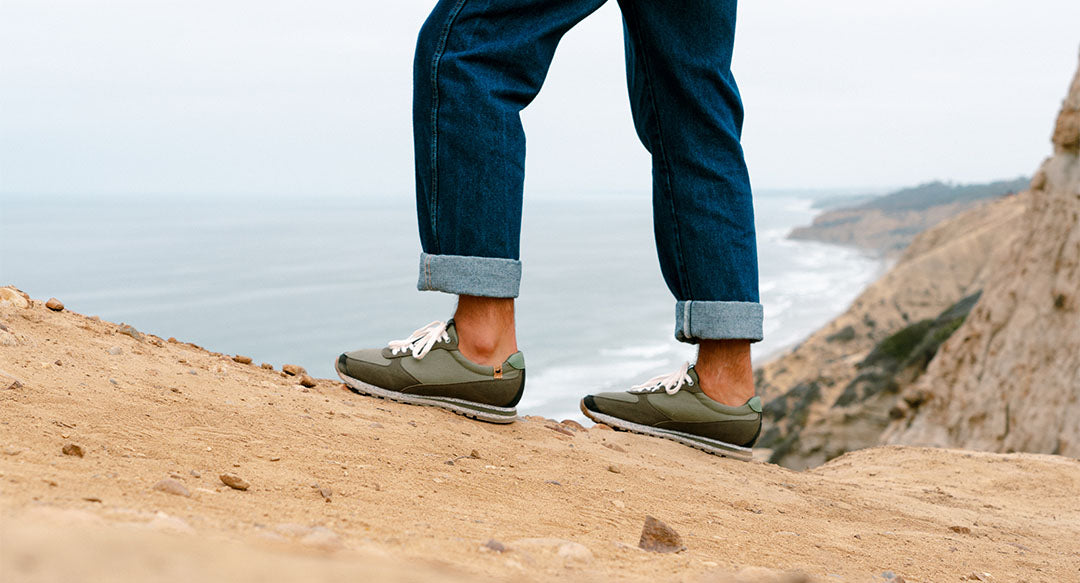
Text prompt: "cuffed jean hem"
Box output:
[[675, 300, 764, 344], [416, 252, 522, 298]]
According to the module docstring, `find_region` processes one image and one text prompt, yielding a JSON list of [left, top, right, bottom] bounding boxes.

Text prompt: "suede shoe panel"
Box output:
[[405, 376, 524, 408], [588, 392, 669, 426], [337, 353, 418, 391]]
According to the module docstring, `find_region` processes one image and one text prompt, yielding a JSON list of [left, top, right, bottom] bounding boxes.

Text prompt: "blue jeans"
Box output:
[[413, 0, 762, 343]]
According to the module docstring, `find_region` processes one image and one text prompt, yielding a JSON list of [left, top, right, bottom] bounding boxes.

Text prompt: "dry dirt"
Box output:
[[2, 292, 1079, 582]]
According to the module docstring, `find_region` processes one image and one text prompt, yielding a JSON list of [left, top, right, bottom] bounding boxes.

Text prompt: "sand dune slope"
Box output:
[[1, 294, 1078, 582]]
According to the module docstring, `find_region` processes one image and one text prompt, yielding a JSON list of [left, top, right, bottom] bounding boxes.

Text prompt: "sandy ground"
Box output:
[[2, 291, 1079, 582]]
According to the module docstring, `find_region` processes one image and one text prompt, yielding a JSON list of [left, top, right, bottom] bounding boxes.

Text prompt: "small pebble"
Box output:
[[483, 539, 506, 553], [261, 363, 274, 370], [548, 425, 574, 437], [299, 374, 316, 388], [232, 355, 253, 365], [152, 478, 191, 497], [607, 464, 621, 474], [282, 364, 306, 376], [45, 298, 65, 311], [108, 346, 123, 355], [117, 324, 143, 341], [561, 419, 586, 431], [638, 515, 686, 553], [62, 443, 84, 457], [220, 473, 250, 491], [318, 485, 332, 502]]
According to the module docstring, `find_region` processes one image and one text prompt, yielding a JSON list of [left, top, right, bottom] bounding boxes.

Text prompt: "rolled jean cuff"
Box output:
[[675, 300, 764, 344], [417, 252, 522, 298]]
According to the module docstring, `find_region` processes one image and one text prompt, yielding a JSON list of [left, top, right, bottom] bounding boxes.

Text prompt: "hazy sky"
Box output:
[[2, 1, 1079, 197]]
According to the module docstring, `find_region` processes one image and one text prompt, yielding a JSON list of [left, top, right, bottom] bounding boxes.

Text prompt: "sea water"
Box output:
[[0, 192, 881, 420]]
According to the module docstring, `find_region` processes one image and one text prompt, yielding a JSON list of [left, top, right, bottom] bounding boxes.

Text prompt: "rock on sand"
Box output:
[[220, 473, 250, 491], [152, 478, 191, 498], [638, 515, 685, 553]]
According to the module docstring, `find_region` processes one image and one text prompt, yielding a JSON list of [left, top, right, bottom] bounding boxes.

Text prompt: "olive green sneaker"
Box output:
[[335, 320, 524, 424], [580, 363, 761, 460]]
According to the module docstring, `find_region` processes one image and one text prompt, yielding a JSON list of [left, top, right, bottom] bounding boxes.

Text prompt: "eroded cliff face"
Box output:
[[885, 53, 1080, 455], [755, 193, 1026, 468], [757, 50, 1080, 469]]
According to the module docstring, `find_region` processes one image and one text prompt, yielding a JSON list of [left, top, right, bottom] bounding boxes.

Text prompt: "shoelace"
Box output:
[[629, 361, 694, 395], [387, 320, 450, 359]]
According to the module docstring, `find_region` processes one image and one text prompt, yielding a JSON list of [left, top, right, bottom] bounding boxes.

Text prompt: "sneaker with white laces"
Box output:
[[335, 320, 524, 424], [580, 362, 761, 460]]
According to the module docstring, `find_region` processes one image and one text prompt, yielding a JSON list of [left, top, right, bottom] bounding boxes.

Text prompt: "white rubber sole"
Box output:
[[580, 400, 753, 461], [337, 368, 517, 424]]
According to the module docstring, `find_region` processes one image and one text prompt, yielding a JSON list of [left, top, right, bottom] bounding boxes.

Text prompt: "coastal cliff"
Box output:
[[755, 194, 1026, 469], [757, 49, 1080, 469], [884, 51, 1080, 456]]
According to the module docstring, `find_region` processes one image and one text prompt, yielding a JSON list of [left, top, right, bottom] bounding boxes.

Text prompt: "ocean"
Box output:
[[0, 192, 881, 420]]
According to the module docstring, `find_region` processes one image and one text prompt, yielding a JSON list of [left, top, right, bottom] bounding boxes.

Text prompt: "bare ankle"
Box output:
[[695, 339, 755, 407], [454, 295, 518, 366]]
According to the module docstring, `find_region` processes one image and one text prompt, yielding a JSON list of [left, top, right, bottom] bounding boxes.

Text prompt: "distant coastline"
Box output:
[[788, 177, 1030, 258]]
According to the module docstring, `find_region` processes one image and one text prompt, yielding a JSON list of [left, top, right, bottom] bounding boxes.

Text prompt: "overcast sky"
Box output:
[[2, 1, 1078, 197]]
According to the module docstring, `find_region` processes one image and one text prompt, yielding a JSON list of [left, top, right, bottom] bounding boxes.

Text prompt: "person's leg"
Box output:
[[618, 0, 760, 405], [454, 296, 517, 366], [413, 0, 608, 360], [337, 0, 611, 424], [696, 340, 754, 406], [579, 0, 761, 457]]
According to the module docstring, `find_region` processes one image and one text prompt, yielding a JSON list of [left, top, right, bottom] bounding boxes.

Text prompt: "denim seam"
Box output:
[[427, 0, 469, 254], [683, 301, 692, 340], [623, 4, 692, 299]]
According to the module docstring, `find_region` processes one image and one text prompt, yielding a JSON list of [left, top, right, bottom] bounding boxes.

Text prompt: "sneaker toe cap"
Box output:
[[337, 350, 408, 389], [583, 392, 637, 414]]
